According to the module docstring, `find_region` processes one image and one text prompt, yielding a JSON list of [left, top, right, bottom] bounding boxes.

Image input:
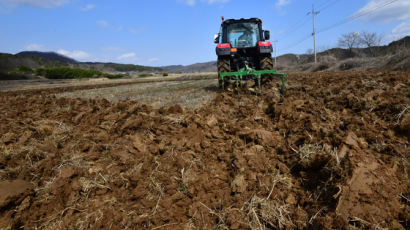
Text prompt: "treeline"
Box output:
[[338, 31, 383, 51], [18, 66, 127, 79], [102, 63, 162, 72]]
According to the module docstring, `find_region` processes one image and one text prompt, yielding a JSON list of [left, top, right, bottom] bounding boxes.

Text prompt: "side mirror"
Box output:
[[264, 30, 270, 40], [214, 34, 220, 44]]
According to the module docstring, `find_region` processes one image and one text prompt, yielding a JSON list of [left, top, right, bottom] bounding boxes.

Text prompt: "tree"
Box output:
[[359, 31, 382, 48], [338, 32, 361, 51]]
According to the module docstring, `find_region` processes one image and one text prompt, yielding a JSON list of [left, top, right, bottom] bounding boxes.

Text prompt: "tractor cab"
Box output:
[[215, 18, 270, 48]]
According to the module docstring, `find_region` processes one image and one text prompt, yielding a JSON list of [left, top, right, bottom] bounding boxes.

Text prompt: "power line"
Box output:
[[278, 0, 399, 53], [318, 0, 400, 34], [317, 0, 342, 12], [277, 15, 310, 39], [276, 0, 339, 42], [280, 4, 321, 54], [315, 0, 330, 10], [280, 34, 311, 52]]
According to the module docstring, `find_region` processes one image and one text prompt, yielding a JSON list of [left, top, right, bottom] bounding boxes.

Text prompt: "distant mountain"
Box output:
[[0, 51, 162, 73], [161, 61, 216, 73], [17, 51, 77, 64]]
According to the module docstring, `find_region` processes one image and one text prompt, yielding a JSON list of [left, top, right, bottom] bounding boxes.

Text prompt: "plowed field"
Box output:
[[0, 71, 409, 229]]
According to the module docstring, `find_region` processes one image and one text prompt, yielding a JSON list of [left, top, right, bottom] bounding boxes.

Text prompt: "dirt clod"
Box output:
[[0, 180, 33, 209], [0, 70, 408, 229]]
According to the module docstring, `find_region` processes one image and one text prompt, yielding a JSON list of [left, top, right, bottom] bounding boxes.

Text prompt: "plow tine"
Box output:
[[219, 67, 286, 95], [257, 74, 261, 94], [235, 75, 239, 89]]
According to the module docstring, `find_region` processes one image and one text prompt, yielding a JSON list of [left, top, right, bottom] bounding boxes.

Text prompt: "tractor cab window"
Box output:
[[226, 23, 260, 48]]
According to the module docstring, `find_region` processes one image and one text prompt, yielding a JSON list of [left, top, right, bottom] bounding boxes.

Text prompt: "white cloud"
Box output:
[[148, 58, 159, 62], [57, 49, 90, 60], [275, 0, 291, 9], [178, 0, 229, 6], [81, 4, 95, 12], [117, 53, 138, 62], [96, 20, 109, 28], [355, 0, 410, 23], [0, 0, 70, 8], [390, 20, 410, 40], [25, 43, 48, 51]]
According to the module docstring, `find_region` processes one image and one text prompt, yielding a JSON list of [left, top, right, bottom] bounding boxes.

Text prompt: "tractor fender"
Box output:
[[216, 43, 231, 56], [258, 41, 273, 54]]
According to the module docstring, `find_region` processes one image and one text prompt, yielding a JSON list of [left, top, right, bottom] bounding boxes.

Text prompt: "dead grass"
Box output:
[[395, 106, 409, 124], [244, 195, 294, 229], [163, 115, 186, 125], [79, 174, 112, 196], [56, 79, 218, 109], [148, 160, 165, 216], [298, 144, 322, 163], [348, 217, 389, 230], [292, 143, 340, 167], [34, 176, 56, 201], [199, 202, 230, 229]]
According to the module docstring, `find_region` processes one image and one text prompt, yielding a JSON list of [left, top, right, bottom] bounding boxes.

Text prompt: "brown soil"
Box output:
[[0, 70, 409, 229]]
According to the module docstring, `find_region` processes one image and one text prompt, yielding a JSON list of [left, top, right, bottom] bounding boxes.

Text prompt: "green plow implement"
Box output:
[[219, 65, 286, 95]]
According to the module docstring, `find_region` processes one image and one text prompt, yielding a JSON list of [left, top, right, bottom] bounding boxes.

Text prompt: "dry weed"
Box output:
[[395, 106, 409, 124], [244, 195, 294, 229], [34, 176, 56, 201], [298, 144, 323, 164], [348, 217, 388, 230], [199, 202, 230, 229], [79, 174, 111, 195]]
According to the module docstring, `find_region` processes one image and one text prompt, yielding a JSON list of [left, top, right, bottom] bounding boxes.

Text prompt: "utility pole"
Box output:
[[273, 40, 278, 67], [308, 5, 320, 63]]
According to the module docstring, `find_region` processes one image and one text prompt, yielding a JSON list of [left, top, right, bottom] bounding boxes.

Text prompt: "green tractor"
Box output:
[[214, 17, 285, 94]]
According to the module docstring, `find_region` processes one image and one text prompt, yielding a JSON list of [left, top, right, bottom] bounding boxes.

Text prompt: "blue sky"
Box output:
[[0, 0, 409, 66]]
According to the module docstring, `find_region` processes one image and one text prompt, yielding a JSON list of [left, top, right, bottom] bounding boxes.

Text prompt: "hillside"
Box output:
[[161, 61, 216, 73], [17, 51, 77, 63], [0, 52, 162, 74], [0, 53, 68, 71], [276, 36, 410, 72], [163, 36, 410, 73]]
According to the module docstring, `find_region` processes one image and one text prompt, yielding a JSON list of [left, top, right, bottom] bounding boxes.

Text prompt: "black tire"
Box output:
[[260, 55, 274, 85], [217, 57, 230, 89]]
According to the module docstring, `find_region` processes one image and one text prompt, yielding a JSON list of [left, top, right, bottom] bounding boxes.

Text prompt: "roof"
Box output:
[[223, 18, 262, 25]]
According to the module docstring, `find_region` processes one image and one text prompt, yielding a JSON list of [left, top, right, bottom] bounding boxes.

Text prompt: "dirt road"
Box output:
[[0, 71, 409, 229]]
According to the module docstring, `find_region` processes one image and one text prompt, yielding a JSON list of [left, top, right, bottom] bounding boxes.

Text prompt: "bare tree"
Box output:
[[338, 32, 361, 51], [359, 31, 382, 48]]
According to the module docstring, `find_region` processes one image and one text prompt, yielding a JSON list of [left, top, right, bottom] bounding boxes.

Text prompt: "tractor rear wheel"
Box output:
[[217, 57, 230, 89], [260, 55, 274, 85]]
